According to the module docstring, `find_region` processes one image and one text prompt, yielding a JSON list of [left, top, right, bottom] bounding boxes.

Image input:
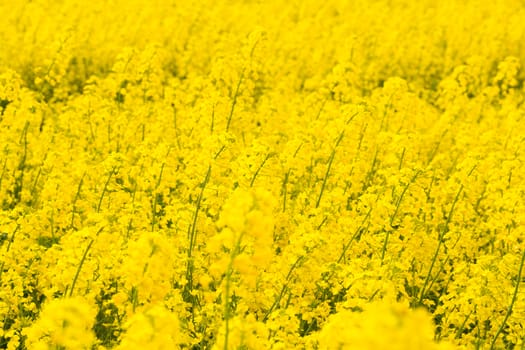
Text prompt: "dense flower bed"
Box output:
[[1, 0, 525, 349]]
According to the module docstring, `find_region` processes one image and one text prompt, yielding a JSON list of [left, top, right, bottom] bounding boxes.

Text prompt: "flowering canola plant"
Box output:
[[1, 0, 525, 349]]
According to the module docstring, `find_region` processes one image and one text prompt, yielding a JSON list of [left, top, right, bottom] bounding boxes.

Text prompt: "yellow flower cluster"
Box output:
[[317, 301, 457, 350], [23, 297, 96, 350], [1, 0, 525, 349]]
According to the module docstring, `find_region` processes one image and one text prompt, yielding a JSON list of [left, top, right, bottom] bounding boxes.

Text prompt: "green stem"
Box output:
[[398, 147, 406, 170], [226, 69, 245, 132], [188, 166, 211, 256], [250, 153, 271, 187], [224, 232, 244, 350], [418, 185, 463, 305], [455, 307, 475, 339], [316, 131, 344, 208], [69, 238, 94, 297], [381, 171, 420, 264], [0, 155, 8, 191], [97, 167, 118, 213], [70, 172, 86, 229], [185, 166, 211, 299], [262, 255, 305, 322], [338, 208, 372, 264], [281, 169, 290, 213], [151, 163, 165, 231], [489, 248, 525, 350]]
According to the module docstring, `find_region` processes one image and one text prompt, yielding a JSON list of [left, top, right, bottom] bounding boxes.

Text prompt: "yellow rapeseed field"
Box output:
[[1, 0, 525, 349]]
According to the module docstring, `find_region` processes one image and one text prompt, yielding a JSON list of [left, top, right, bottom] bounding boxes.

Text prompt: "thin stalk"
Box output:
[[69, 238, 94, 297], [362, 148, 379, 192], [97, 167, 118, 213], [188, 166, 211, 256], [225, 68, 245, 132], [427, 129, 448, 165], [225, 35, 261, 132], [126, 181, 138, 239], [381, 171, 420, 264], [250, 153, 271, 187], [0, 225, 19, 282], [455, 307, 475, 339], [427, 234, 462, 297], [14, 121, 29, 206], [50, 208, 55, 240], [30, 166, 42, 202], [316, 131, 344, 208], [263, 255, 305, 322], [185, 166, 212, 297], [357, 123, 368, 151], [70, 172, 86, 229], [214, 145, 226, 159], [317, 216, 328, 230], [489, 247, 525, 350], [151, 163, 166, 231], [398, 147, 406, 170], [418, 185, 463, 305], [224, 232, 244, 350], [281, 169, 291, 213], [210, 103, 215, 133], [0, 156, 8, 191], [338, 208, 372, 264], [172, 104, 181, 150]]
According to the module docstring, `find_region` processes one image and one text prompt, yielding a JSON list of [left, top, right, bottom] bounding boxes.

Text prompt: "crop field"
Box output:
[[1, 0, 525, 349]]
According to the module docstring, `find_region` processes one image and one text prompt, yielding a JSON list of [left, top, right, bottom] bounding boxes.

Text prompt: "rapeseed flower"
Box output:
[[1, 0, 525, 349]]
